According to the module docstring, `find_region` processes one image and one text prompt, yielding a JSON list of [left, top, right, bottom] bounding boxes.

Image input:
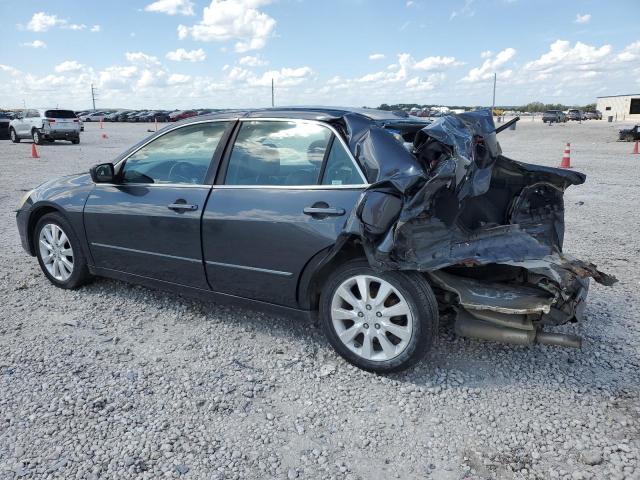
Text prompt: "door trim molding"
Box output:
[[91, 242, 201, 263], [205, 260, 293, 277]]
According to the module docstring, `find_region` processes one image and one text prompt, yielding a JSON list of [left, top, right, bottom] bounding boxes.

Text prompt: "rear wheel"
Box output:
[[319, 259, 438, 373], [32, 129, 43, 145], [71, 137, 80, 144], [34, 212, 91, 289], [10, 128, 19, 143]]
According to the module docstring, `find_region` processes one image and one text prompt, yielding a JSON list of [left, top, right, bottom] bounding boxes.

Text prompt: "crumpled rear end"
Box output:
[[328, 109, 616, 347]]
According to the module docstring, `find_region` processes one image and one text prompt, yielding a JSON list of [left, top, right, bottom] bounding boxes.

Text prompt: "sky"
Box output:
[[1, 0, 639, 110]]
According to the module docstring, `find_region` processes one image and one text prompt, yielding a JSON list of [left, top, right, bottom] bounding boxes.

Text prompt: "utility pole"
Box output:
[[91, 83, 98, 111], [271, 78, 274, 108], [491, 73, 496, 114]]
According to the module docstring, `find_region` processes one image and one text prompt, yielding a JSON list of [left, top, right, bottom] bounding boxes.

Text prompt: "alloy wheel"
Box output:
[[38, 223, 74, 281], [330, 274, 414, 362]]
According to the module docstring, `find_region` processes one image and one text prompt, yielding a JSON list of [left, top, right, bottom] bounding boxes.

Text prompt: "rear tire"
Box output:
[[34, 212, 91, 289], [71, 137, 80, 144], [32, 129, 43, 145], [319, 259, 438, 373], [10, 128, 19, 143]]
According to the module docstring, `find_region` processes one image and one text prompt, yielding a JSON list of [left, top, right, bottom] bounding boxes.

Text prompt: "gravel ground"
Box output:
[[0, 119, 639, 480]]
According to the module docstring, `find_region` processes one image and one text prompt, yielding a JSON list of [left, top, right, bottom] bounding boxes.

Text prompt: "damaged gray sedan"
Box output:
[[16, 107, 615, 373]]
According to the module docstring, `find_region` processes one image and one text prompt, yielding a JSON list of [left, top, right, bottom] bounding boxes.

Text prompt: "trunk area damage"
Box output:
[[331, 109, 616, 348]]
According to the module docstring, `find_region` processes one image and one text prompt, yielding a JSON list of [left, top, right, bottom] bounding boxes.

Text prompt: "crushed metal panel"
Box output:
[[428, 270, 555, 315]]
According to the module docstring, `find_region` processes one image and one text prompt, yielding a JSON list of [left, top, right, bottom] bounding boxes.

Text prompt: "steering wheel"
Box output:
[[168, 162, 196, 183]]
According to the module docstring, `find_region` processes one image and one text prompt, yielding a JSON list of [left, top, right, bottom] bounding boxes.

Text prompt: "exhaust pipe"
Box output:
[[455, 312, 581, 348]]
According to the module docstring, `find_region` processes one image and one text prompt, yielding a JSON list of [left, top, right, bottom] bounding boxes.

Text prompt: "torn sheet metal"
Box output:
[[326, 108, 615, 329]]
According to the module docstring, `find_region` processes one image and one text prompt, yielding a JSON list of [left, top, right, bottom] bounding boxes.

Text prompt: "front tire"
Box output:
[[34, 213, 91, 289], [10, 128, 19, 143], [319, 259, 438, 373]]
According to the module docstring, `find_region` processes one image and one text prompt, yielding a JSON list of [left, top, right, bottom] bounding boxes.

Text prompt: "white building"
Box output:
[[596, 94, 640, 121]]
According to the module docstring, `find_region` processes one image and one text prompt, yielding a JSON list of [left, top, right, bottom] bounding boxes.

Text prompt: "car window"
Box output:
[[121, 122, 230, 185], [225, 121, 332, 186], [322, 139, 365, 186], [45, 110, 76, 119], [27, 110, 40, 118]]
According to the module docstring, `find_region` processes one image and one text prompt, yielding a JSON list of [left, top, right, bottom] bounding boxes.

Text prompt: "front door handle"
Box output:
[[168, 203, 198, 211], [303, 207, 345, 216]]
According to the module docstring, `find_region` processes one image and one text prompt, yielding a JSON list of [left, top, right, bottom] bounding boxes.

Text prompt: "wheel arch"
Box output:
[[26, 204, 64, 255], [297, 237, 367, 311]]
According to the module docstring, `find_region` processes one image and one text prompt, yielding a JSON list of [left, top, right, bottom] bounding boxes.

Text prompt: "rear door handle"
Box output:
[[168, 203, 198, 211], [303, 207, 345, 216]]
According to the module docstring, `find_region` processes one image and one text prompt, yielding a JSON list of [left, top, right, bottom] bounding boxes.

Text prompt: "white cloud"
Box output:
[[575, 13, 591, 24], [145, 0, 195, 16], [177, 0, 276, 52], [168, 73, 191, 84], [238, 55, 268, 67], [369, 53, 385, 61], [0, 64, 22, 76], [414, 55, 463, 70], [524, 40, 610, 74], [461, 47, 516, 81], [22, 40, 47, 48], [26, 12, 63, 32], [450, 0, 474, 20], [480, 50, 492, 59], [91, 25, 101, 32], [248, 66, 313, 87], [64, 23, 86, 31], [125, 51, 161, 66], [55, 61, 83, 73], [166, 48, 206, 62], [616, 41, 640, 62]]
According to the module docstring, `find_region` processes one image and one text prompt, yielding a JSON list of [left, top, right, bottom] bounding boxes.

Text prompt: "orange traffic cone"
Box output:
[[31, 143, 39, 158], [633, 141, 639, 155], [560, 142, 571, 168]]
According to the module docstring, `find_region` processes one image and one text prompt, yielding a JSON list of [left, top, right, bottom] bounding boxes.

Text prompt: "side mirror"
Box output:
[[90, 163, 115, 183]]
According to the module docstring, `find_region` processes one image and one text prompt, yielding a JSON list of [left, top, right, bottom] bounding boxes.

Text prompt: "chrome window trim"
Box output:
[[106, 117, 369, 189], [212, 184, 369, 190], [205, 260, 293, 277], [234, 117, 368, 185]]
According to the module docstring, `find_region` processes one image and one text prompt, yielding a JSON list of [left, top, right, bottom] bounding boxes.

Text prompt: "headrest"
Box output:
[[307, 139, 327, 166]]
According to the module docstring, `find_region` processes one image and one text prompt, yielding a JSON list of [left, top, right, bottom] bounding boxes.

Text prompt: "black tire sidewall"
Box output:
[[319, 259, 438, 373], [10, 128, 18, 143], [34, 213, 89, 289], [32, 130, 43, 145]]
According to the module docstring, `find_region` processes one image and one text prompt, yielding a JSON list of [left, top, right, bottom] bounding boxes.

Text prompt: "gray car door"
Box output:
[[201, 119, 368, 307], [84, 121, 232, 289]]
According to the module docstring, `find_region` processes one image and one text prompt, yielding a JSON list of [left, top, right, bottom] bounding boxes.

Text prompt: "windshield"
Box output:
[[45, 110, 77, 119], [544, 111, 558, 114]]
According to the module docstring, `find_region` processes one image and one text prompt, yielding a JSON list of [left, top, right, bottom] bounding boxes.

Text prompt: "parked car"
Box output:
[[0, 111, 13, 139], [618, 125, 640, 142], [15, 108, 614, 372], [567, 109, 583, 121], [79, 111, 107, 122], [9, 108, 80, 144], [169, 110, 197, 122], [105, 110, 130, 122], [542, 110, 567, 123]]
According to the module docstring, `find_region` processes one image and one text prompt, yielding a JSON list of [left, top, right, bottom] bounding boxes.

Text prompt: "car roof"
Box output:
[[177, 106, 416, 124]]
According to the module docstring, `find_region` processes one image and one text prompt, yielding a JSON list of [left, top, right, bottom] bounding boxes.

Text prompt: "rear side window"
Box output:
[[321, 140, 365, 186], [224, 121, 332, 186], [45, 110, 76, 119], [121, 122, 230, 185]]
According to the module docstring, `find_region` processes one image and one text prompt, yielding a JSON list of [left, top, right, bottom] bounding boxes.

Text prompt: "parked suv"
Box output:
[[567, 109, 583, 121], [542, 110, 567, 123], [10, 109, 80, 144]]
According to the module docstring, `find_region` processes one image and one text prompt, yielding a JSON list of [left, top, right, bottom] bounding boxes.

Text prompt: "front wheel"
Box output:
[[71, 137, 80, 144], [319, 259, 438, 373], [10, 128, 19, 143], [35, 213, 91, 289]]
